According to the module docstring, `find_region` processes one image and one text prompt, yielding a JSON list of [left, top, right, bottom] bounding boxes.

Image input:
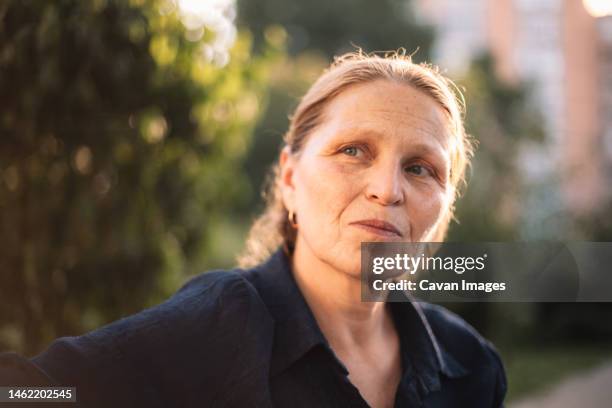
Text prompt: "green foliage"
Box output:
[[0, 0, 280, 354], [238, 0, 434, 57]]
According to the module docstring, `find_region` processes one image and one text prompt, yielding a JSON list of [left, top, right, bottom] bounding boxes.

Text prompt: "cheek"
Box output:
[[409, 184, 452, 232], [294, 159, 359, 233]]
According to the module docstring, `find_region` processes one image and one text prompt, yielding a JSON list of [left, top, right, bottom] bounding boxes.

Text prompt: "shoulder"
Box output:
[[419, 302, 507, 404], [82, 269, 273, 350], [27, 269, 273, 406]]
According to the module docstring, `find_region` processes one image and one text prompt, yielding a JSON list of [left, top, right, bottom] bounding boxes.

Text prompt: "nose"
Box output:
[[365, 160, 404, 206]]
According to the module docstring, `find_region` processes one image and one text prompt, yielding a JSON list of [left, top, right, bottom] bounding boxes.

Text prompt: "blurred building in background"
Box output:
[[415, 0, 612, 220]]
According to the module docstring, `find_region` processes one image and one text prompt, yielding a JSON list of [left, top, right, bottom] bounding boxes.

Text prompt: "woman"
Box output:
[[0, 51, 506, 407]]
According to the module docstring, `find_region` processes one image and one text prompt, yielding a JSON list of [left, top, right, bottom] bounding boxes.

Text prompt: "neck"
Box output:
[[291, 239, 392, 349]]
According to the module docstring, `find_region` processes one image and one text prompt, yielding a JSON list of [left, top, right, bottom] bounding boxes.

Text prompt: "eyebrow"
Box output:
[[334, 126, 448, 157]]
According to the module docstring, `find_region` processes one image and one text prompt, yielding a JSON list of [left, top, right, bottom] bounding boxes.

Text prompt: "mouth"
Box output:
[[349, 219, 403, 238]]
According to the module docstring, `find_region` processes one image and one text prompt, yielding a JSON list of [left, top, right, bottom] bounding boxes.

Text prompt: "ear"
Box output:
[[279, 145, 297, 211]]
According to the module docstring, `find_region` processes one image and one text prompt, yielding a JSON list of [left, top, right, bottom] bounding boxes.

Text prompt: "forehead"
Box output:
[[317, 79, 453, 151]]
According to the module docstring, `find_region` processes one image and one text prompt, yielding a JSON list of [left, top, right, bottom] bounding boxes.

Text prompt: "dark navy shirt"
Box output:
[[0, 247, 507, 407]]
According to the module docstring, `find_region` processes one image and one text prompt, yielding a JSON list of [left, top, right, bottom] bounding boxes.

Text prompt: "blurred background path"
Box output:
[[510, 360, 612, 408]]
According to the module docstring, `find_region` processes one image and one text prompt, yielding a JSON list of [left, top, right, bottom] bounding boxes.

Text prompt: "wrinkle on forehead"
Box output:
[[319, 80, 452, 152]]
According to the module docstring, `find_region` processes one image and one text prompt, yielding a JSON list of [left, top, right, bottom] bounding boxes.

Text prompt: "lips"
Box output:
[[350, 219, 402, 237]]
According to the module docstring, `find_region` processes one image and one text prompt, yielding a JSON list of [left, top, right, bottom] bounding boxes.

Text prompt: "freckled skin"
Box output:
[[280, 79, 454, 278]]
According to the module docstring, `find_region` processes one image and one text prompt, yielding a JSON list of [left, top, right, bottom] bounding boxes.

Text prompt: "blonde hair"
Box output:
[[237, 50, 475, 268]]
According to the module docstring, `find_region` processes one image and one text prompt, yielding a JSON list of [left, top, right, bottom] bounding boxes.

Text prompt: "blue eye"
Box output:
[[342, 146, 360, 156], [406, 164, 430, 176]]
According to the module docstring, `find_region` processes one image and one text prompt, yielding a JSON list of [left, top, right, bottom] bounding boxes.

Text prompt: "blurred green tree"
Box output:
[[238, 0, 434, 57], [0, 0, 280, 355]]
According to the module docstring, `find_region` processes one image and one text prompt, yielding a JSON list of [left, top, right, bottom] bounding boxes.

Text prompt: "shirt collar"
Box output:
[[240, 247, 469, 392], [241, 247, 328, 378], [388, 294, 469, 395]]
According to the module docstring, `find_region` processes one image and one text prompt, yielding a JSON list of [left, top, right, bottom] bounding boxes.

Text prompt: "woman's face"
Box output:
[[280, 79, 454, 276]]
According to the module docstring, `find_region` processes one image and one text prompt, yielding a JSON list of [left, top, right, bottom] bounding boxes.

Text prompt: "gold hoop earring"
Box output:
[[288, 209, 298, 229]]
